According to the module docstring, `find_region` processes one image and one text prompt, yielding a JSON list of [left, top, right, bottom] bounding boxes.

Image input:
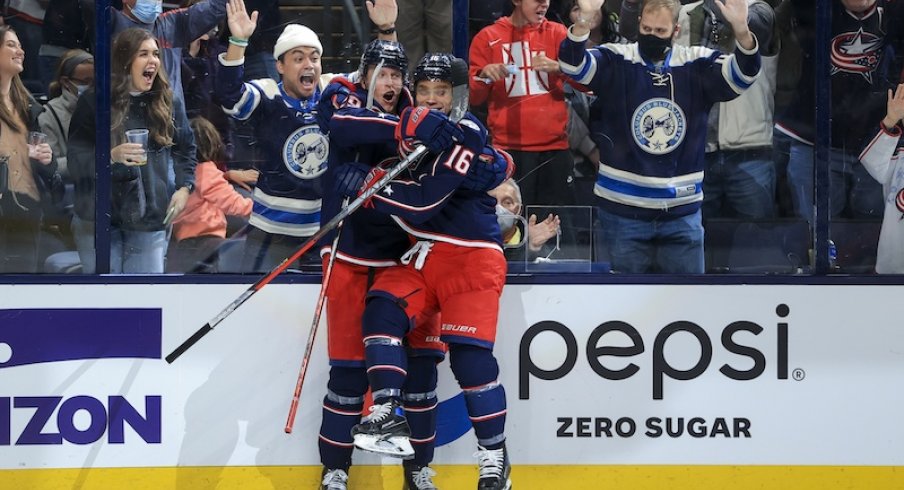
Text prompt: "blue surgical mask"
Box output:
[[131, 0, 162, 24], [75, 84, 89, 97]]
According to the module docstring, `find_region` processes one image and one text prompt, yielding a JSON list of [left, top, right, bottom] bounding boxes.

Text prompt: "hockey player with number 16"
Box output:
[[335, 53, 515, 490]]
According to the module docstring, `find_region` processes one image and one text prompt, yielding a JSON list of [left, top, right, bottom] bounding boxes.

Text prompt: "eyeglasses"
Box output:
[[68, 77, 93, 85]]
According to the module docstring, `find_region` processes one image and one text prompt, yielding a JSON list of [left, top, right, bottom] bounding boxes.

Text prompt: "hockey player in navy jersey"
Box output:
[[315, 46, 511, 489], [560, 0, 761, 273], [333, 53, 515, 490]]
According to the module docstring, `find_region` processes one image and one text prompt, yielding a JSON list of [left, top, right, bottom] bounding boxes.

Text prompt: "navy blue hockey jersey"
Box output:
[[217, 54, 326, 237], [320, 83, 416, 266], [368, 114, 505, 252], [559, 28, 761, 220]]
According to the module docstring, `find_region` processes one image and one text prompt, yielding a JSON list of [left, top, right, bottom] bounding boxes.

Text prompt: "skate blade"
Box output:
[[353, 434, 414, 458]]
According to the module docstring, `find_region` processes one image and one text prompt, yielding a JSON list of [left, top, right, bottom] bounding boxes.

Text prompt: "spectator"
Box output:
[[621, 0, 778, 220], [775, 0, 904, 221], [216, 2, 331, 272], [859, 83, 904, 273], [559, 0, 761, 273], [112, 0, 227, 104], [39, 0, 94, 93], [0, 24, 57, 273], [469, 0, 576, 209], [37, 49, 93, 180], [489, 178, 561, 260], [107, 28, 196, 273], [166, 116, 253, 273], [396, 0, 452, 74], [3, 0, 44, 94]]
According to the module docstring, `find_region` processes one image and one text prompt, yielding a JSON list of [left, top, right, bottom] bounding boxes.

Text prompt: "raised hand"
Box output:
[[226, 0, 258, 40], [528, 214, 561, 253], [366, 0, 398, 30], [573, 0, 605, 36], [714, 0, 753, 48], [884, 83, 904, 128]]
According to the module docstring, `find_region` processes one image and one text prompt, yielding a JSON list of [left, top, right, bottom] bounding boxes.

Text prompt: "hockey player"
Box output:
[[216, 0, 397, 272], [859, 83, 904, 274], [336, 53, 515, 490], [559, 0, 761, 273], [315, 39, 448, 490]]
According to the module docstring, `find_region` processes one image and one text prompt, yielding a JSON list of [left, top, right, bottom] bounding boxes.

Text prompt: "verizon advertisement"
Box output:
[[0, 284, 902, 469]]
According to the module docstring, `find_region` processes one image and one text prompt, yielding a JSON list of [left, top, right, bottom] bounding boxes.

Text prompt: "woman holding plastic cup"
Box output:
[[0, 25, 59, 273], [109, 28, 197, 273]]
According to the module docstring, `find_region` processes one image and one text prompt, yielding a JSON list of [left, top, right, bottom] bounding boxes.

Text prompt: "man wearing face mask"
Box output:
[[559, 0, 761, 274], [490, 178, 561, 261], [38, 50, 94, 181]]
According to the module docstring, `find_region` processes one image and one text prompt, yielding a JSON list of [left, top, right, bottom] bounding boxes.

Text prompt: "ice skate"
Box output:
[[352, 400, 414, 458]]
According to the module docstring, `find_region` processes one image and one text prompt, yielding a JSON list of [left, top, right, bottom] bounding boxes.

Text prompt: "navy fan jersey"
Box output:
[[559, 29, 761, 220], [320, 83, 416, 266], [217, 55, 326, 237], [368, 114, 504, 251]]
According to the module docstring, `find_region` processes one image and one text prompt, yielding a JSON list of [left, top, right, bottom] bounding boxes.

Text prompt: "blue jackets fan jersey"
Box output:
[[368, 114, 504, 251], [559, 29, 761, 220], [217, 54, 326, 237], [320, 83, 416, 266]]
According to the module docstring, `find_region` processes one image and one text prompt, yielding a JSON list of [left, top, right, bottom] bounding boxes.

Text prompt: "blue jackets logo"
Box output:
[[632, 98, 686, 155], [0, 308, 162, 446], [284, 124, 329, 179]]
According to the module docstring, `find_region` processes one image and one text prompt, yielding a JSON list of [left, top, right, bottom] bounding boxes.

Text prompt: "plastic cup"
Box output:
[[28, 131, 47, 146], [125, 129, 149, 165]]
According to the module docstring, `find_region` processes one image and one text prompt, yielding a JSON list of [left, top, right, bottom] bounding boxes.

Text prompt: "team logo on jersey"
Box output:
[[632, 98, 686, 155], [831, 28, 883, 82], [284, 124, 329, 179]]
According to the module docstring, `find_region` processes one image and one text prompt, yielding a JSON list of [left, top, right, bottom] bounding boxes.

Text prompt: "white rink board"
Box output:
[[1, 283, 903, 469]]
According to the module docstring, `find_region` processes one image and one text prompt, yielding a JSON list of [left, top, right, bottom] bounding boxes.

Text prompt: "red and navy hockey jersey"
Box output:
[[367, 114, 505, 251], [320, 83, 416, 266]]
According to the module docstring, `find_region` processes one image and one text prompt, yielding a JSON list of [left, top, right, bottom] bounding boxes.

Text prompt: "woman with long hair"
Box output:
[[108, 27, 197, 273], [0, 25, 57, 273]]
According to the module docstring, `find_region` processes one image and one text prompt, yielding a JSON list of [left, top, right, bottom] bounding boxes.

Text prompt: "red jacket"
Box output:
[[172, 161, 252, 241], [469, 16, 570, 152]]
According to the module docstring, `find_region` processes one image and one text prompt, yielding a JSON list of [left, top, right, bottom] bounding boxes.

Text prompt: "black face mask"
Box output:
[[637, 33, 673, 62]]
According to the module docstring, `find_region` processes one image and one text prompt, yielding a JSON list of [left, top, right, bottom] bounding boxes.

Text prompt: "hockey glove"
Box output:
[[460, 147, 516, 192], [332, 162, 370, 199], [332, 162, 388, 207], [396, 106, 464, 154], [316, 76, 357, 133], [458, 116, 489, 153]]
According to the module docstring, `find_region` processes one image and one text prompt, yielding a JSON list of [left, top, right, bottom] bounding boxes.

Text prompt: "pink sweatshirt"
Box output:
[[172, 161, 253, 241]]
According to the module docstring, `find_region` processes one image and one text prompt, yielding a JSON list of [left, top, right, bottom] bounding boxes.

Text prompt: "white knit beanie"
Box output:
[[273, 24, 323, 60]]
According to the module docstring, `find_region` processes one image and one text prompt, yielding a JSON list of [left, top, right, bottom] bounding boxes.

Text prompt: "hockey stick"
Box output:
[[164, 58, 471, 364], [284, 200, 345, 433]]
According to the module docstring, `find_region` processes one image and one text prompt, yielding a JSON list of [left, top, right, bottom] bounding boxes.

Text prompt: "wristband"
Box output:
[[228, 36, 249, 47], [378, 26, 396, 35]]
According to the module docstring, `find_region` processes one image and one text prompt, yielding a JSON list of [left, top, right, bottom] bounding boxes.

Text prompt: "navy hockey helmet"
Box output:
[[412, 53, 455, 86], [359, 39, 408, 80]]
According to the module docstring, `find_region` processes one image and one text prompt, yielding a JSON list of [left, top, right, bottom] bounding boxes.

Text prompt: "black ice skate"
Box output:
[[475, 444, 512, 490], [351, 399, 414, 458]]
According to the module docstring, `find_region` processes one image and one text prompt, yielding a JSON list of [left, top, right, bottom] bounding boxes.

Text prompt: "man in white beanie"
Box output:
[[214, 0, 398, 273]]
